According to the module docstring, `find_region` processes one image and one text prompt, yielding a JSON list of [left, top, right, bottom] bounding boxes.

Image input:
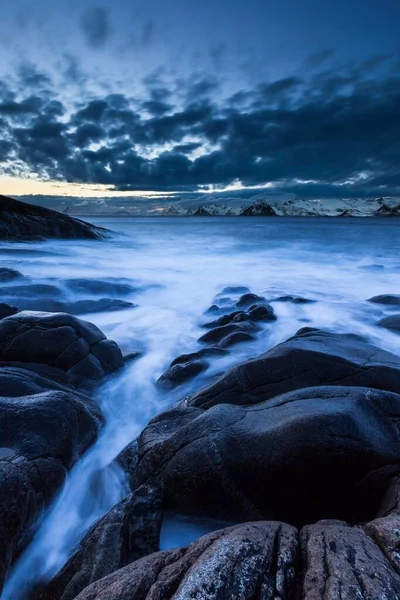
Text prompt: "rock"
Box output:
[[0, 268, 25, 282], [2, 298, 135, 315], [36, 486, 163, 600], [190, 328, 400, 409], [73, 521, 298, 600], [364, 514, 400, 574], [0, 303, 18, 320], [301, 520, 400, 599], [378, 315, 400, 333], [219, 286, 250, 295], [203, 310, 247, 328], [217, 330, 255, 348], [248, 304, 277, 321], [123, 351, 142, 364], [0, 195, 107, 241], [204, 304, 220, 314], [368, 294, 400, 306], [170, 347, 227, 367], [131, 385, 400, 525], [0, 311, 124, 391], [274, 295, 315, 304], [198, 322, 257, 344], [65, 279, 136, 296], [157, 360, 209, 389], [1, 284, 63, 298], [0, 377, 102, 591], [236, 292, 266, 308]]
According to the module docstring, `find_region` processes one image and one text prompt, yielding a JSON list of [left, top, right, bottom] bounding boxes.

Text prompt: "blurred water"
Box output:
[[2, 216, 400, 598]]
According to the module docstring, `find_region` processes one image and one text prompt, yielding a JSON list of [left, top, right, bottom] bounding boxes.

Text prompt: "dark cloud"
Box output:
[[1, 54, 400, 198], [80, 7, 112, 48]]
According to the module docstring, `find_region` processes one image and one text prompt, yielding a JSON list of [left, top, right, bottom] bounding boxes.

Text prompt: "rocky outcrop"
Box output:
[[239, 200, 278, 216], [0, 370, 102, 591], [130, 385, 400, 525], [73, 522, 299, 600], [189, 327, 400, 408], [0, 311, 124, 391], [0, 311, 125, 592], [36, 485, 163, 600], [0, 195, 107, 241]]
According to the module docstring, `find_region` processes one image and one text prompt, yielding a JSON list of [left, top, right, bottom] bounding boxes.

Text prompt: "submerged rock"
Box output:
[[0, 195, 107, 241], [378, 314, 400, 333], [0, 268, 25, 282], [368, 294, 400, 306]]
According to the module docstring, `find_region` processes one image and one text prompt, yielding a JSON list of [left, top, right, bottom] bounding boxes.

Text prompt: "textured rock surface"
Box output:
[[190, 328, 400, 409], [0, 372, 102, 591], [129, 385, 400, 524], [0, 195, 107, 241], [36, 485, 163, 600], [301, 520, 400, 599], [0, 311, 124, 390], [74, 521, 298, 600]]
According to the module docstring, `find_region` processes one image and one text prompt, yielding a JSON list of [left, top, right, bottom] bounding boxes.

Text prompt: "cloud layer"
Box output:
[[1, 55, 399, 198]]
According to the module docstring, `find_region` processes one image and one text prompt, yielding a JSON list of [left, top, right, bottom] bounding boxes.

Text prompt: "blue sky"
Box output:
[[0, 0, 399, 200]]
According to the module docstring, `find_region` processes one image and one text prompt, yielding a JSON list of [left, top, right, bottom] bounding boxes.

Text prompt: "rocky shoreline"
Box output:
[[1, 275, 400, 599]]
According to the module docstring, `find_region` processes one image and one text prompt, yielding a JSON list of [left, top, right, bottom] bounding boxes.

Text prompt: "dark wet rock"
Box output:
[[132, 385, 400, 525], [368, 294, 400, 306], [248, 304, 277, 321], [74, 521, 298, 600], [36, 485, 163, 600], [219, 285, 250, 295], [204, 303, 220, 314], [190, 328, 400, 409], [3, 297, 135, 315], [273, 295, 315, 304], [217, 330, 255, 348], [123, 351, 142, 364], [0, 311, 124, 391], [203, 310, 247, 328], [65, 279, 136, 296], [0, 195, 107, 241], [157, 360, 209, 389], [0, 303, 18, 320], [170, 347, 227, 367], [0, 268, 25, 282], [375, 475, 400, 518], [1, 283, 63, 298], [0, 381, 102, 591], [377, 314, 400, 333], [198, 321, 257, 344], [236, 292, 266, 307], [301, 520, 400, 599]]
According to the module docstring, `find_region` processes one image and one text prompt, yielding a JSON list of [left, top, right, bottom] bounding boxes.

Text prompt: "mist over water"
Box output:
[[2, 216, 400, 599]]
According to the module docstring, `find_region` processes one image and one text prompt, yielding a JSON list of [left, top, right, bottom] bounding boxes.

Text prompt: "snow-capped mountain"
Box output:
[[160, 196, 400, 217]]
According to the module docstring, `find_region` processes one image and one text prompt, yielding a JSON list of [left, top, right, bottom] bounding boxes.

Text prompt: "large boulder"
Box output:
[[36, 485, 163, 600], [0, 195, 107, 241], [0, 311, 124, 391], [189, 328, 400, 409], [0, 368, 102, 591], [73, 519, 400, 599], [73, 522, 298, 600], [130, 385, 400, 525]]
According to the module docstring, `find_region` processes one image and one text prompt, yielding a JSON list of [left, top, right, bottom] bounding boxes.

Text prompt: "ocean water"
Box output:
[[2, 216, 400, 598]]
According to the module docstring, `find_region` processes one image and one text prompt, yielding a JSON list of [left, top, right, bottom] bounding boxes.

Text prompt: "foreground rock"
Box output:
[[131, 385, 400, 524], [73, 518, 400, 599], [0, 312, 125, 591], [0, 370, 102, 591], [0, 195, 107, 241], [0, 311, 124, 391], [37, 486, 163, 600], [74, 522, 298, 600], [190, 327, 400, 408]]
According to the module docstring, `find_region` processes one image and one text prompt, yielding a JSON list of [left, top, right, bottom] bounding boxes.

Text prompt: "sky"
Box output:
[[0, 0, 399, 206]]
